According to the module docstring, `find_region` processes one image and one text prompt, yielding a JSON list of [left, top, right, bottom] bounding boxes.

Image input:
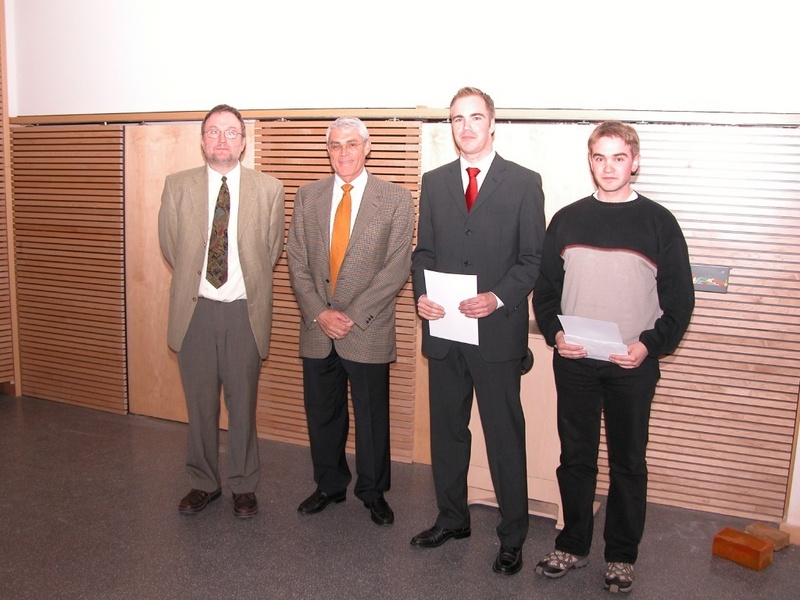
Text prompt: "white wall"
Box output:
[[5, 0, 800, 528], [5, 0, 798, 117]]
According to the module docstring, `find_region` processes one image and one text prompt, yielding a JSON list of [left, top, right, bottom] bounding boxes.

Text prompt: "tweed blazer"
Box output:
[[286, 172, 414, 363], [411, 154, 546, 362], [158, 165, 285, 359]]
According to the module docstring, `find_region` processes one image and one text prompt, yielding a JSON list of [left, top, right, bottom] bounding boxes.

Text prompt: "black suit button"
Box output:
[[465, 229, 472, 235], [464, 261, 471, 267]]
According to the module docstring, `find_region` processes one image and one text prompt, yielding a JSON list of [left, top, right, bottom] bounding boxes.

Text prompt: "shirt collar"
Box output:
[[460, 150, 496, 173], [207, 162, 241, 181], [334, 168, 369, 191]]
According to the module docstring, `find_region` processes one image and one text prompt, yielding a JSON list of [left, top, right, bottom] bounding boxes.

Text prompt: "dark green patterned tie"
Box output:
[[206, 176, 230, 288]]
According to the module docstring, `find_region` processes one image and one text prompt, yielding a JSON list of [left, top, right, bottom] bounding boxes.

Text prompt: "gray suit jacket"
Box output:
[[286, 172, 414, 363], [411, 154, 546, 362], [158, 165, 285, 358]]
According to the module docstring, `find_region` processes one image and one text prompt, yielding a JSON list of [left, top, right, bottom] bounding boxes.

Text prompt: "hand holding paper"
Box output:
[[557, 315, 628, 361], [423, 270, 479, 345]]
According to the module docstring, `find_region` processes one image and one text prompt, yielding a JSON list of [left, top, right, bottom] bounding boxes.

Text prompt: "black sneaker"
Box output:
[[534, 549, 589, 578]]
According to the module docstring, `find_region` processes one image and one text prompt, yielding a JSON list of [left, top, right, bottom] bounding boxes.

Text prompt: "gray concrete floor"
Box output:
[[1, 394, 798, 599]]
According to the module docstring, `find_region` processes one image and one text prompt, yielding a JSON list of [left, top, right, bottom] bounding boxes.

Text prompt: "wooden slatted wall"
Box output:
[[0, 16, 13, 385], [11, 126, 127, 413], [254, 120, 421, 462], [595, 124, 800, 521]]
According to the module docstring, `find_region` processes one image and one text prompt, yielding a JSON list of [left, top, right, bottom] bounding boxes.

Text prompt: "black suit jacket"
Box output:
[[411, 154, 546, 362]]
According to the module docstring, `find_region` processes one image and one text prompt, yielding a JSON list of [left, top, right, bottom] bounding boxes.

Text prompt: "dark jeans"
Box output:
[[552, 352, 660, 564]]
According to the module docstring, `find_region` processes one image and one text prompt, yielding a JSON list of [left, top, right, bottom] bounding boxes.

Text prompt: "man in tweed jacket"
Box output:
[[286, 117, 414, 526], [158, 105, 285, 518]]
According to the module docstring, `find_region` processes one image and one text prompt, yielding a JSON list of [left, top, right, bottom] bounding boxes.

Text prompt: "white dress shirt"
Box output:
[[199, 163, 247, 302], [329, 168, 369, 241]]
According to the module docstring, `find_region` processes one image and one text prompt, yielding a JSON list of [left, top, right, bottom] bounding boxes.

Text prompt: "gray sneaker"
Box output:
[[604, 562, 634, 593], [534, 549, 589, 578]]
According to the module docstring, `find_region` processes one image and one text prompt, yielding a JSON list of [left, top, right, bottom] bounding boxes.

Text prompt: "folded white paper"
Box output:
[[557, 315, 628, 361]]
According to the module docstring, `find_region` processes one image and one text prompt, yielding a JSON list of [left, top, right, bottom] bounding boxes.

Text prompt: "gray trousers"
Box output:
[[177, 298, 262, 494]]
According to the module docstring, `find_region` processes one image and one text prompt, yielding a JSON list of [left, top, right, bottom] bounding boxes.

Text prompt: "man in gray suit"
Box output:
[[410, 88, 546, 574], [286, 117, 414, 526], [158, 104, 285, 518]]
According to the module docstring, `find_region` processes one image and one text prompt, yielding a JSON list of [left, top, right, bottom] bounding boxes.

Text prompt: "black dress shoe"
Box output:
[[365, 497, 394, 525], [178, 488, 221, 514], [232, 492, 258, 518], [493, 546, 523, 575], [297, 489, 346, 514], [410, 525, 471, 548]]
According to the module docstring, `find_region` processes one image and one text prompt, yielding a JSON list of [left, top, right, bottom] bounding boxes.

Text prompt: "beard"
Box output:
[[203, 147, 240, 171]]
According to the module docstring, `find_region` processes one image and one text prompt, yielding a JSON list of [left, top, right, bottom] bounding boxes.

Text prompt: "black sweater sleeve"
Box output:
[[532, 220, 565, 347], [640, 217, 695, 357]]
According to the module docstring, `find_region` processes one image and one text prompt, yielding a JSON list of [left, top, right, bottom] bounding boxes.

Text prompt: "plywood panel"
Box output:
[[421, 121, 800, 523], [592, 124, 800, 521], [5, 110, 796, 524], [0, 27, 14, 385], [124, 122, 256, 426], [11, 125, 126, 412]]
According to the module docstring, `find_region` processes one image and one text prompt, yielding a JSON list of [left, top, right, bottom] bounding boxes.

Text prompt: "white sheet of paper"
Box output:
[[424, 270, 479, 345], [557, 315, 629, 361]]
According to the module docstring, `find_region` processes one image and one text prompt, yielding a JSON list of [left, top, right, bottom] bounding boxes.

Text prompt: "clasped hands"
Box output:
[[316, 309, 354, 340]]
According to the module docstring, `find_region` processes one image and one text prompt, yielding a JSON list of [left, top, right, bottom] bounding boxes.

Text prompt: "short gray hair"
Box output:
[[326, 117, 370, 143]]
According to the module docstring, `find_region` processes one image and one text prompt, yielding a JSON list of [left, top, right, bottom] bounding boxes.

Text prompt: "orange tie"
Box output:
[[330, 184, 353, 294], [465, 167, 480, 211]]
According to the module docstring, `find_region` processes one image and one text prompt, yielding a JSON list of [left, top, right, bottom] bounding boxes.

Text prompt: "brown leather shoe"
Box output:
[[178, 488, 221, 514], [233, 492, 258, 518]]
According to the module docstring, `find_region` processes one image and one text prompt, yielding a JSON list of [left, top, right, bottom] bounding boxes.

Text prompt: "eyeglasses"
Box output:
[[327, 140, 364, 153], [204, 128, 244, 140]]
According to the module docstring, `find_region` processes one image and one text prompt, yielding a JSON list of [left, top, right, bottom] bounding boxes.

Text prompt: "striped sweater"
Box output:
[[533, 193, 694, 357]]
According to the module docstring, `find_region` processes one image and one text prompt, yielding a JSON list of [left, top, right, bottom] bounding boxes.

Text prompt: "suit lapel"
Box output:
[[445, 160, 469, 217], [315, 176, 336, 256], [237, 167, 256, 241], [471, 154, 505, 213], [348, 173, 379, 251], [188, 167, 209, 242]]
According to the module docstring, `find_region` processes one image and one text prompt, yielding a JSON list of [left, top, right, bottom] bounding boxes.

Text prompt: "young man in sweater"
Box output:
[[532, 121, 694, 593]]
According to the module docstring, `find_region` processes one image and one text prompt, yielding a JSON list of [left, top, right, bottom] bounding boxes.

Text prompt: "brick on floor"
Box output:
[[745, 522, 791, 552], [712, 527, 773, 571]]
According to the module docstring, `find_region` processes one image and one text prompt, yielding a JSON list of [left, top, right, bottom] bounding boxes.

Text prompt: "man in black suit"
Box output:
[[410, 87, 546, 575]]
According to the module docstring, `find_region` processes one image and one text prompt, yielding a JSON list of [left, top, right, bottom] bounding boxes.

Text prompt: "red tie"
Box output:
[[465, 167, 480, 211]]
